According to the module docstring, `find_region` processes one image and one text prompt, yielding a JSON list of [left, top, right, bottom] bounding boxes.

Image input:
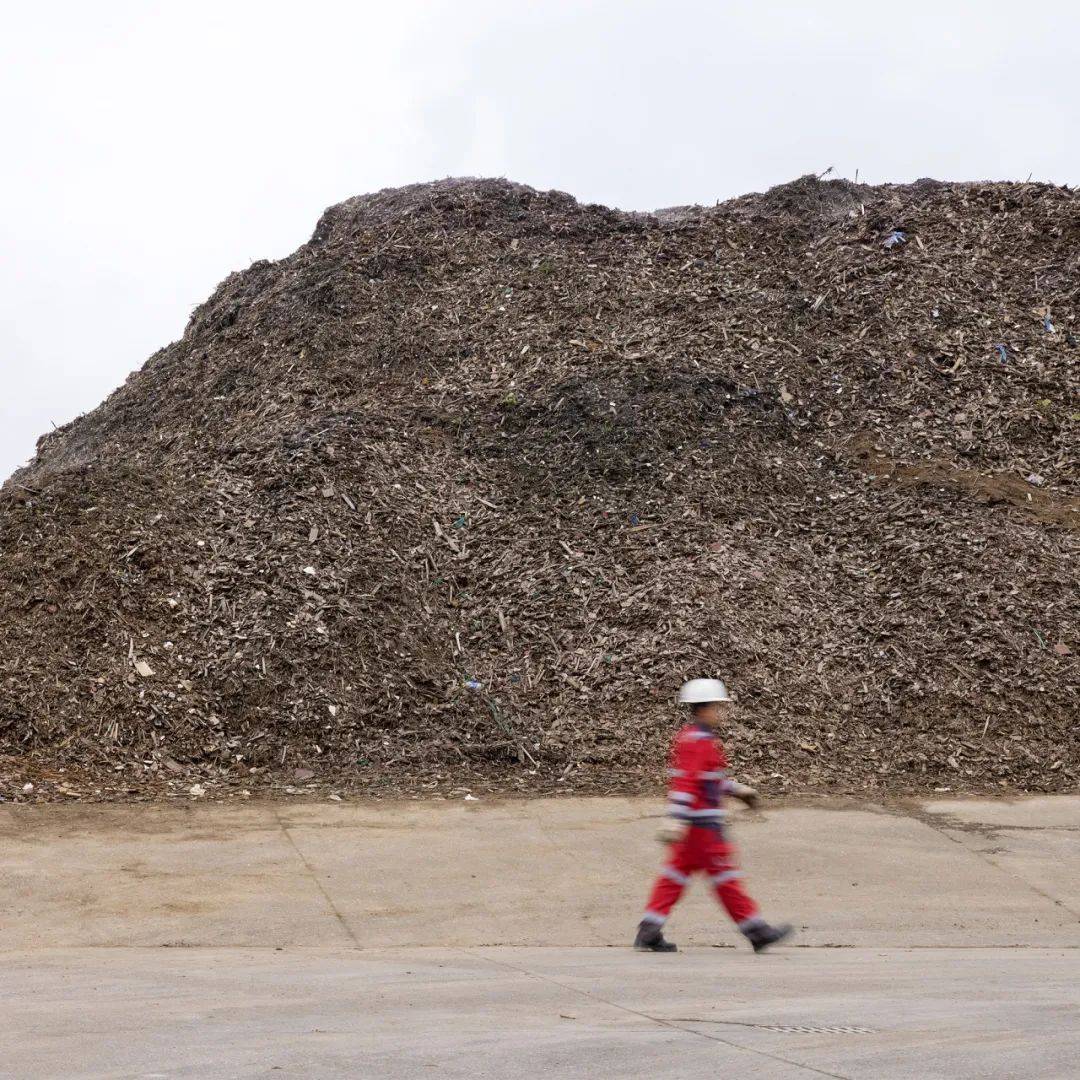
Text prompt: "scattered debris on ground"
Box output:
[[1, 175, 1077, 802]]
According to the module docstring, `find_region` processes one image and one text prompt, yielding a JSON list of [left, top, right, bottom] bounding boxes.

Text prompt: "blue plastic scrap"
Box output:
[[1043, 314, 1055, 333], [883, 229, 907, 249], [464, 679, 482, 690], [995, 344, 1008, 363]]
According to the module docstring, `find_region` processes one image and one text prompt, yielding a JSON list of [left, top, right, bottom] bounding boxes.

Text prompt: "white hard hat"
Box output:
[[678, 678, 732, 705]]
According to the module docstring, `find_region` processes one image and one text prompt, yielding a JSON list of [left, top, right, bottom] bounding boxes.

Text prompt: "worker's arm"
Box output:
[[714, 743, 759, 807], [655, 733, 699, 843], [665, 733, 700, 822], [727, 781, 759, 808]]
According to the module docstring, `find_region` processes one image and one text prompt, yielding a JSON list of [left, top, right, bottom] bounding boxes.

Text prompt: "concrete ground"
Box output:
[[1, 795, 1078, 1078]]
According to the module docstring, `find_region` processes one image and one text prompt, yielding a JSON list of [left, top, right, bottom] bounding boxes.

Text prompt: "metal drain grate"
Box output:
[[767, 1024, 875, 1035], [662, 1017, 876, 1036]]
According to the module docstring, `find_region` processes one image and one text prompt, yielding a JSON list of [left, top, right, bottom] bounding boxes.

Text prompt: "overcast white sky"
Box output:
[[2, 0, 1077, 480]]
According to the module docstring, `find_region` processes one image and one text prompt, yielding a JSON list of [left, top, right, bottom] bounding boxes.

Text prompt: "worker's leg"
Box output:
[[636, 832, 702, 950], [702, 831, 794, 951], [641, 842, 695, 927], [704, 834, 764, 934]]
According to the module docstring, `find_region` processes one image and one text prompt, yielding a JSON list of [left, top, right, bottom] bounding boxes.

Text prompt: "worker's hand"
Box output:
[[655, 819, 690, 845], [729, 782, 760, 810]]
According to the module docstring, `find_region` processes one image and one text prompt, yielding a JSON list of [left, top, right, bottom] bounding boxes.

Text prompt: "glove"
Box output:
[[655, 819, 690, 845], [728, 782, 759, 809]]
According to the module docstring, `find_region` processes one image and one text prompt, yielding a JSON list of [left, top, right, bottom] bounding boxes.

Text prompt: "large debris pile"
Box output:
[[1, 176, 1077, 801]]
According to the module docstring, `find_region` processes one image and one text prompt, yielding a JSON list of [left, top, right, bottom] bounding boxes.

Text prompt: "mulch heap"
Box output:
[[1, 175, 1077, 803]]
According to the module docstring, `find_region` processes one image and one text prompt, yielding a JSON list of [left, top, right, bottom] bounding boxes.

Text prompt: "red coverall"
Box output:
[[642, 722, 764, 935]]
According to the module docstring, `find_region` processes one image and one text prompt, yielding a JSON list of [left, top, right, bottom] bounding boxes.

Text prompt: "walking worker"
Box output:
[[634, 678, 792, 953]]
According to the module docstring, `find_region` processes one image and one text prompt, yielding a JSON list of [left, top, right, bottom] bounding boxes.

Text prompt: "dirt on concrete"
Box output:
[[2, 795, 1078, 949]]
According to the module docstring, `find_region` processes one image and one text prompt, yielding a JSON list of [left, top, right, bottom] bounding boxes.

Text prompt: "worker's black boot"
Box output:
[[745, 921, 793, 953], [634, 920, 678, 952]]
